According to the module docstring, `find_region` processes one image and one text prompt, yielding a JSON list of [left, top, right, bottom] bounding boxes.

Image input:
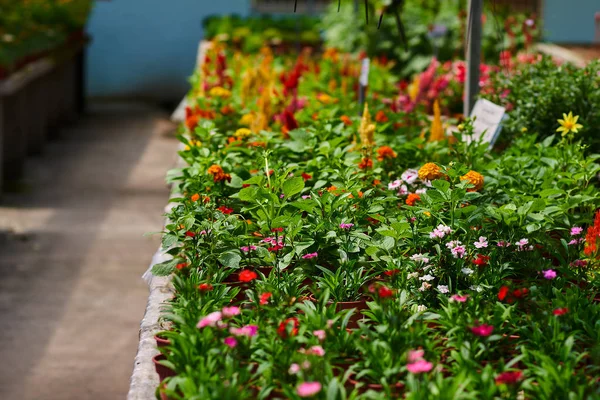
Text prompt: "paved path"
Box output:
[[0, 102, 178, 399]]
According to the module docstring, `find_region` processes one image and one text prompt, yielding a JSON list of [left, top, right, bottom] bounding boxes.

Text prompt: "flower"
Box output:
[[175, 262, 187, 270], [407, 359, 433, 374], [229, 325, 259, 337], [556, 112, 583, 136], [470, 324, 494, 337], [340, 115, 352, 126], [420, 274, 435, 282], [553, 307, 569, 316], [217, 205, 234, 215], [234, 128, 253, 138], [301, 172, 312, 181], [209, 86, 231, 98], [408, 349, 425, 363], [497, 240, 511, 247], [190, 193, 200, 202], [302, 252, 318, 259], [430, 224, 452, 239], [388, 179, 403, 190], [498, 286, 510, 301], [375, 110, 389, 122], [378, 285, 394, 298], [198, 283, 213, 292], [571, 226, 583, 236], [542, 269, 557, 280], [410, 254, 430, 264], [450, 294, 469, 302], [461, 267, 474, 275], [197, 311, 222, 329], [297, 382, 322, 397], [224, 337, 238, 348], [472, 254, 490, 267], [239, 270, 258, 282], [259, 292, 272, 305], [473, 236, 488, 248], [401, 169, 419, 184], [307, 345, 326, 356], [289, 363, 301, 375], [240, 245, 257, 253], [406, 193, 421, 206], [418, 163, 443, 181], [313, 330, 326, 341], [185, 231, 196, 238], [222, 306, 240, 318], [384, 269, 400, 276], [452, 246, 467, 259], [495, 370, 523, 385], [377, 146, 397, 161], [460, 170, 484, 192], [207, 164, 232, 183], [278, 317, 299, 338], [437, 285, 449, 294], [358, 157, 373, 169], [339, 223, 354, 229], [584, 210, 600, 256]]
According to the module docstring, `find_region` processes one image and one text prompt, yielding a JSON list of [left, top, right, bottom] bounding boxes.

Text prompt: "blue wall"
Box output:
[[87, 0, 250, 101], [544, 0, 599, 43]]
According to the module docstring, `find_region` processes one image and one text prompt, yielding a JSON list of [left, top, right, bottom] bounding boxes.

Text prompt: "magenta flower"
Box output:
[[297, 382, 322, 397], [229, 325, 258, 337], [543, 269, 557, 279], [339, 223, 354, 229], [407, 359, 433, 374], [224, 336, 237, 348], [450, 294, 469, 302], [302, 252, 318, 259], [240, 245, 257, 253], [570, 226, 583, 236], [222, 306, 240, 318], [313, 330, 326, 341], [408, 349, 425, 363], [197, 311, 222, 329], [470, 324, 494, 337]]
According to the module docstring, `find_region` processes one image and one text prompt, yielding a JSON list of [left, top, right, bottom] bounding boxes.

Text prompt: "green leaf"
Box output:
[[162, 233, 179, 248], [432, 179, 450, 193], [282, 177, 305, 197], [218, 252, 241, 269], [238, 186, 259, 202], [182, 215, 195, 230], [151, 258, 179, 276]]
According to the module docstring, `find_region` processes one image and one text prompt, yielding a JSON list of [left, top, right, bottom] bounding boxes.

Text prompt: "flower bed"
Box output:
[[147, 42, 600, 399]]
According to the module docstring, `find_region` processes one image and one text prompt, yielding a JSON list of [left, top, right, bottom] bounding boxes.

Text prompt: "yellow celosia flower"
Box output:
[[429, 100, 445, 142], [408, 76, 420, 102], [418, 163, 443, 181], [358, 104, 376, 148], [235, 128, 253, 139], [209, 86, 231, 99], [556, 112, 583, 137], [460, 170, 484, 192]]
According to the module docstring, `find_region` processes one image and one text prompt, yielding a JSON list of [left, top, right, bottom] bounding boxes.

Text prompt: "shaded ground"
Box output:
[[0, 102, 178, 399]]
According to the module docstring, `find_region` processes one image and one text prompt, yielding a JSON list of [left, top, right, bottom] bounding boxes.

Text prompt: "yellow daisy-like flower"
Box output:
[[235, 128, 253, 139], [209, 86, 232, 99], [556, 112, 583, 137], [418, 163, 443, 181], [316, 93, 338, 105], [460, 170, 484, 192], [239, 113, 255, 126]]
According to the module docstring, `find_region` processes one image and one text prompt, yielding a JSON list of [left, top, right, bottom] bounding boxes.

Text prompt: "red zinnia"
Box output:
[[259, 292, 272, 305], [198, 283, 214, 292], [268, 244, 284, 252], [472, 254, 490, 267], [498, 286, 509, 301], [277, 317, 299, 338], [239, 270, 258, 282], [553, 307, 568, 316], [495, 370, 523, 385], [217, 206, 234, 215]]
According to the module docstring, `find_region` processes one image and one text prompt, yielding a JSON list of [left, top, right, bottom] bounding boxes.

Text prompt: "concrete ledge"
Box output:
[[535, 43, 587, 67]]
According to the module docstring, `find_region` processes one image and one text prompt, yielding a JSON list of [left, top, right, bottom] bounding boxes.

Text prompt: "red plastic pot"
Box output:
[[155, 333, 171, 348], [335, 299, 368, 329], [153, 354, 176, 382]]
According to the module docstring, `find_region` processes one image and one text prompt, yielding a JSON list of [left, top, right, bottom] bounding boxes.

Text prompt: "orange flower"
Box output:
[[220, 105, 235, 115], [376, 146, 397, 161], [207, 164, 232, 183], [418, 163, 442, 181], [406, 193, 421, 206], [340, 115, 352, 126], [358, 157, 373, 169], [190, 193, 200, 202], [584, 210, 600, 256], [208, 164, 224, 176], [375, 110, 388, 123], [460, 170, 484, 192]]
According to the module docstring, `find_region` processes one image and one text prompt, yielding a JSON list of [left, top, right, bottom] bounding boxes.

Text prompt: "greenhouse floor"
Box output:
[[0, 102, 178, 399]]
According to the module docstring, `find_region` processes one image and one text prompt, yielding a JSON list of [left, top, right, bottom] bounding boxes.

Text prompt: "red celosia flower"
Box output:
[[378, 286, 394, 298], [277, 317, 299, 338], [217, 206, 234, 215], [495, 370, 523, 385], [358, 157, 373, 169], [470, 324, 494, 337], [259, 292, 272, 305], [553, 307, 568, 316], [176, 262, 187, 270], [239, 270, 258, 282], [198, 283, 214, 292], [406, 193, 421, 206], [301, 173, 312, 181], [472, 254, 490, 267], [376, 146, 397, 161], [498, 286, 509, 301], [375, 110, 389, 123], [584, 210, 600, 256], [282, 110, 299, 133], [185, 231, 196, 238]]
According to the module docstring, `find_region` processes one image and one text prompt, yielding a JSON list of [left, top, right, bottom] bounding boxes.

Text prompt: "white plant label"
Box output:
[[359, 58, 370, 87], [467, 99, 506, 146]]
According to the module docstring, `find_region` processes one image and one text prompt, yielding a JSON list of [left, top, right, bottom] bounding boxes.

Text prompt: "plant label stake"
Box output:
[[358, 57, 370, 116], [466, 98, 506, 148], [464, 0, 483, 117]]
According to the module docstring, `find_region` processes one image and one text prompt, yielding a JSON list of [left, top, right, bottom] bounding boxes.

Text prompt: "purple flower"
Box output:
[[302, 252, 318, 259], [543, 269, 557, 280], [570, 226, 583, 236], [339, 223, 354, 229]]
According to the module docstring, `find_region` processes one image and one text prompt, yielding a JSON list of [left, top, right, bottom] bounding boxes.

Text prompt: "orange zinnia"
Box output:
[[406, 193, 421, 206], [376, 146, 397, 161], [340, 115, 352, 126], [358, 157, 373, 169]]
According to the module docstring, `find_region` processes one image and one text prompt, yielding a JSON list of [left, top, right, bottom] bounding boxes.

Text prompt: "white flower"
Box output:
[[415, 188, 427, 195], [473, 236, 488, 249], [398, 185, 409, 195], [407, 272, 419, 280], [445, 240, 462, 249], [401, 169, 419, 185], [416, 304, 428, 312], [437, 285, 449, 294], [410, 253, 429, 264], [388, 179, 402, 190], [470, 285, 483, 293], [461, 267, 474, 275], [420, 274, 435, 282], [419, 282, 432, 291]]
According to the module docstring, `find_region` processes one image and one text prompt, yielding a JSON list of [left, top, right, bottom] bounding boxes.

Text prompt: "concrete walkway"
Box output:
[[0, 102, 178, 399]]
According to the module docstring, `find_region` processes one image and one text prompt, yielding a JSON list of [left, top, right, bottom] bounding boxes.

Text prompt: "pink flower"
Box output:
[[302, 252, 318, 259], [543, 269, 557, 280], [470, 324, 494, 337], [497, 240, 511, 247], [450, 294, 469, 302], [570, 226, 583, 236], [197, 311, 222, 328], [229, 325, 258, 337], [570, 259, 587, 267], [313, 330, 326, 341], [408, 349, 425, 363], [224, 336, 238, 348], [297, 382, 322, 397], [289, 363, 300, 375], [222, 306, 240, 318], [240, 245, 257, 253], [407, 359, 433, 374], [307, 345, 325, 356], [339, 223, 354, 229]]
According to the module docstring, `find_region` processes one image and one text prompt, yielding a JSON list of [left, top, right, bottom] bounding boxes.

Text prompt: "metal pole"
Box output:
[[464, 0, 482, 117]]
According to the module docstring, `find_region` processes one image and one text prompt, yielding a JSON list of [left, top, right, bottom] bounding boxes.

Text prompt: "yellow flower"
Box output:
[[408, 76, 420, 102], [556, 112, 583, 137], [235, 128, 253, 139], [209, 86, 231, 99], [239, 113, 255, 126], [429, 100, 445, 142], [358, 104, 376, 148], [317, 93, 338, 105], [418, 163, 443, 181], [460, 170, 484, 192]]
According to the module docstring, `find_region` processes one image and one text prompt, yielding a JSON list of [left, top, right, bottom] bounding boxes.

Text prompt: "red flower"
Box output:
[[217, 206, 234, 215], [378, 286, 394, 298], [472, 254, 490, 267], [495, 370, 523, 385], [176, 262, 187, 270], [198, 283, 214, 292], [512, 288, 529, 299], [340, 115, 352, 126], [384, 269, 400, 277], [584, 210, 600, 256], [376, 146, 397, 161], [553, 307, 568, 316], [239, 270, 258, 282], [375, 110, 389, 123], [498, 286, 509, 301], [470, 324, 494, 337], [268, 244, 284, 252], [277, 317, 299, 338], [358, 157, 373, 169], [406, 193, 421, 206], [185, 231, 196, 238], [271, 227, 284, 233], [301, 173, 312, 181], [259, 292, 272, 305]]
